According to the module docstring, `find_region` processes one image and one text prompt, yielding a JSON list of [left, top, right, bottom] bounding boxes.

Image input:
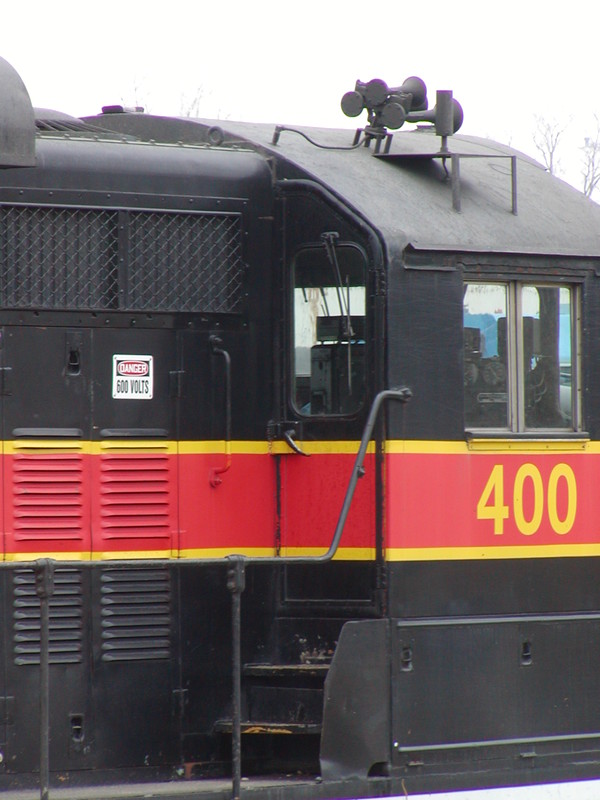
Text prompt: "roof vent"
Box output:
[[0, 57, 36, 167]]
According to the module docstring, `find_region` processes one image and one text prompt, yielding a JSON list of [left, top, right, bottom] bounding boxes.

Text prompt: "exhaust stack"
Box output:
[[0, 56, 36, 167]]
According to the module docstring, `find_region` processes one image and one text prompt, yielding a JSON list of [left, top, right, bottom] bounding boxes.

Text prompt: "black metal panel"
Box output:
[[90, 327, 177, 438], [392, 616, 600, 770], [320, 619, 390, 780], [178, 563, 234, 762], [2, 325, 91, 438], [387, 258, 464, 440], [6, 566, 92, 774], [388, 558, 600, 619], [280, 562, 377, 606], [90, 565, 179, 769], [0, 135, 273, 204]]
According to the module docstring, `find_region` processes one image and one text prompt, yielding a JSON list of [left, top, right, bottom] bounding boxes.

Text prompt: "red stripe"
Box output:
[[387, 452, 593, 550], [1, 450, 376, 556]]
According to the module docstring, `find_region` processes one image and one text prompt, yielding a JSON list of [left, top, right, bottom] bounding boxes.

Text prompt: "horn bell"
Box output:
[[406, 96, 464, 134]]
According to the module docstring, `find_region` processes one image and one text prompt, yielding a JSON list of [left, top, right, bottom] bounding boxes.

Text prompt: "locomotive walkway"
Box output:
[[0, 775, 403, 800]]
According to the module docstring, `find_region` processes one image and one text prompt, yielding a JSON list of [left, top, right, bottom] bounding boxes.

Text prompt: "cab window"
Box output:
[[464, 281, 580, 432], [292, 242, 367, 416]]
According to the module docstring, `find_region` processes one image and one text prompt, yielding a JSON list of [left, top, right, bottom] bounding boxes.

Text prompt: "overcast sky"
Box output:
[[1, 1, 597, 192]]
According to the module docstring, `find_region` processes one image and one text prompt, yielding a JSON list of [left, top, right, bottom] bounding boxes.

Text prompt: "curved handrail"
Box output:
[[209, 335, 232, 487], [309, 386, 411, 563]]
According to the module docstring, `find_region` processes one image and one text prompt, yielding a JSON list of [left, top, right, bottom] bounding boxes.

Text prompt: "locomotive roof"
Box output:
[[82, 110, 600, 261]]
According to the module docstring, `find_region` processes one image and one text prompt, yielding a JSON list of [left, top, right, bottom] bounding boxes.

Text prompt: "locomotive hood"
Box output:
[[212, 119, 600, 259], [83, 109, 600, 261]]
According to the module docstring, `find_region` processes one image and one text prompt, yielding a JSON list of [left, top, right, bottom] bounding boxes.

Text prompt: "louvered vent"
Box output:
[[100, 448, 174, 541], [13, 568, 83, 665], [12, 447, 85, 542], [101, 568, 171, 662]]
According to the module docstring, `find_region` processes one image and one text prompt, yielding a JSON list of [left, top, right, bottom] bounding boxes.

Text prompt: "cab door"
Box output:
[[276, 188, 382, 607]]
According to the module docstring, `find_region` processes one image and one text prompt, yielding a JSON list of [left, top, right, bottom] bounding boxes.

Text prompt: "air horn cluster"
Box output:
[[341, 77, 463, 139]]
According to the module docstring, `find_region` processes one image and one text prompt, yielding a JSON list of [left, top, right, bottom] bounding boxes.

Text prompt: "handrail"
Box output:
[[308, 387, 411, 564], [26, 386, 411, 800], [209, 335, 232, 487], [225, 387, 410, 796], [35, 559, 54, 800]]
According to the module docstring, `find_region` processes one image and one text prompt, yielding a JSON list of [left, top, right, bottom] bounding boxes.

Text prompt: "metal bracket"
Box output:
[[283, 429, 310, 457]]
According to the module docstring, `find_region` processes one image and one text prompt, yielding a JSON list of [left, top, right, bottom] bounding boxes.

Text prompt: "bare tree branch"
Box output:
[[581, 115, 600, 198], [533, 115, 568, 175], [179, 87, 204, 118]]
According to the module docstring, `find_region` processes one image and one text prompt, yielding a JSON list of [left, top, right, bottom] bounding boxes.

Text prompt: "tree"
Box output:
[[533, 115, 568, 175], [581, 116, 600, 199], [179, 87, 204, 118]]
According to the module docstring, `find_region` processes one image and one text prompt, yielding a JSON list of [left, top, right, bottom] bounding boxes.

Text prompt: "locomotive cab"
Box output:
[[0, 58, 599, 800]]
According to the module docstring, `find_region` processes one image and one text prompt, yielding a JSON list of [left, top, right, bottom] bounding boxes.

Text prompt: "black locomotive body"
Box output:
[[0, 58, 599, 800]]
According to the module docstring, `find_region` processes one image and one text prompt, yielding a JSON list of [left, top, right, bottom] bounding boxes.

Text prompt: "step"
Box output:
[[243, 663, 329, 679], [213, 720, 322, 735]]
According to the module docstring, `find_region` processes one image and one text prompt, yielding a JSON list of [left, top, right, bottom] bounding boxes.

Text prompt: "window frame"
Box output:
[[463, 278, 582, 435], [289, 240, 369, 419]]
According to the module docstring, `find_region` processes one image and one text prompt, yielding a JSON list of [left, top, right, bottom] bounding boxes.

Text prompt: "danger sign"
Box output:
[[112, 355, 153, 399]]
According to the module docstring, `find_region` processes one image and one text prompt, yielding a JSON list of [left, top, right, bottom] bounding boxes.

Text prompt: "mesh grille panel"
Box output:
[[128, 212, 244, 312], [0, 206, 119, 309], [0, 205, 245, 312]]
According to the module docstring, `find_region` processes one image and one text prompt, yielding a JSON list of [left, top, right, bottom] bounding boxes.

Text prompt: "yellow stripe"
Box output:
[[5, 440, 90, 454], [277, 546, 375, 560], [3, 439, 375, 456], [387, 544, 600, 561], [3, 438, 598, 456], [2, 548, 374, 562], [5, 551, 92, 562], [94, 441, 176, 454], [179, 547, 375, 561], [179, 441, 269, 455], [6, 545, 596, 563], [387, 440, 468, 455], [179, 441, 372, 456], [466, 438, 590, 453], [90, 549, 175, 561], [387, 439, 592, 455], [180, 547, 277, 559], [3, 547, 376, 562]]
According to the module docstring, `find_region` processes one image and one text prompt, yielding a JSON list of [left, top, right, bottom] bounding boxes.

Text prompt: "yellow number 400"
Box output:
[[477, 463, 577, 536]]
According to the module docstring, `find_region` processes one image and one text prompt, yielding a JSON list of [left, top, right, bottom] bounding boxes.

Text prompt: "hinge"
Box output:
[[0, 366, 12, 396], [0, 696, 14, 726], [172, 688, 188, 717], [169, 370, 185, 398], [374, 269, 387, 296]]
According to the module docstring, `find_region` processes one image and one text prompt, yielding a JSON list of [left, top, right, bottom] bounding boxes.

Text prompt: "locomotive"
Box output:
[[1, 55, 600, 800]]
